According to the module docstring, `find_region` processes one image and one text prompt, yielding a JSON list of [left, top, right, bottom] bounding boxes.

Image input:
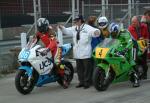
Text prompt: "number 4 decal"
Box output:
[[99, 49, 103, 57], [96, 48, 109, 58]]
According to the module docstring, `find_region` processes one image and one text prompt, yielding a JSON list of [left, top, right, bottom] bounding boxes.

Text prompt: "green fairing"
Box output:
[[93, 30, 135, 84], [117, 30, 136, 66]]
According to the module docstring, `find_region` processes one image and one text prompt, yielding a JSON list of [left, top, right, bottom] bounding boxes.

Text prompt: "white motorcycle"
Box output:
[[15, 37, 74, 95]]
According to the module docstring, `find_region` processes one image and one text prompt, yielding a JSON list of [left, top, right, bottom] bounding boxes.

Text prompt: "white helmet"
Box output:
[[98, 16, 108, 29]]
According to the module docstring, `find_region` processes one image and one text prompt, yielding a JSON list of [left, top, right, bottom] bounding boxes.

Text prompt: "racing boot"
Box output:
[[58, 64, 69, 89], [132, 72, 140, 87]]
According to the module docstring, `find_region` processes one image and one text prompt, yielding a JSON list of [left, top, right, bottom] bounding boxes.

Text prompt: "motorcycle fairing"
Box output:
[[18, 66, 33, 77]]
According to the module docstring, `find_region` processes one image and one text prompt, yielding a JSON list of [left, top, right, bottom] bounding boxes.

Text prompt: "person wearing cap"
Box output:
[[128, 16, 149, 79], [58, 15, 101, 89]]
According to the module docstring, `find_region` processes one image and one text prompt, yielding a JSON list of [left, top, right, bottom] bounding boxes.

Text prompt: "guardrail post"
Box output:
[[21, 32, 27, 48], [102, 0, 105, 16], [57, 28, 63, 46], [128, 0, 132, 25]]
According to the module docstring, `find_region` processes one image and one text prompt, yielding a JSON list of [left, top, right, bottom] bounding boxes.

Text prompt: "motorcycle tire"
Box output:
[[93, 67, 114, 91], [15, 69, 38, 95], [57, 61, 74, 87], [136, 65, 144, 80]]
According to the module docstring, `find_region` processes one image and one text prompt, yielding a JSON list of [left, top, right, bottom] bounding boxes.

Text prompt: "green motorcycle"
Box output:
[[92, 38, 139, 91]]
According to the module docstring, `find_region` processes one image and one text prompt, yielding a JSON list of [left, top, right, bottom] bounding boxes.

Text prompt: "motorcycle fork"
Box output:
[[105, 64, 111, 80], [27, 67, 34, 85]]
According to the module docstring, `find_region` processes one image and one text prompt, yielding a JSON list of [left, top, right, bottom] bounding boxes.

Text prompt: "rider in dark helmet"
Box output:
[[36, 18, 58, 58], [35, 18, 68, 88], [37, 18, 49, 33]]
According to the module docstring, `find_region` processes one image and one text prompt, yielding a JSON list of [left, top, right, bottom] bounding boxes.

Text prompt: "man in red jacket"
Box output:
[[128, 16, 149, 79], [128, 16, 148, 40]]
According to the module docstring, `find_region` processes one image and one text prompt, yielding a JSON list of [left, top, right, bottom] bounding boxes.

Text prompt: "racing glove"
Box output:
[[40, 48, 50, 56]]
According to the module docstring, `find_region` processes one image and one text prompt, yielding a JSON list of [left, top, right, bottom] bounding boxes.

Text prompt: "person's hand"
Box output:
[[116, 48, 128, 56], [94, 30, 100, 36], [40, 48, 50, 56], [58, 25, 64, 30], [48, 26, 53, 30], [139, 37, 144, 40]]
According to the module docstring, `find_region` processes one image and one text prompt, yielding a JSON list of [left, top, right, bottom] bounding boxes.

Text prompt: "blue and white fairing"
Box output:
[[18, 45, 53, 75], [61, 43, 72, 57]]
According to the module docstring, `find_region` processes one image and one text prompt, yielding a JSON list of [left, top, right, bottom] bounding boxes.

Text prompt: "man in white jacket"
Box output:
[[59, 15, 101, 89]]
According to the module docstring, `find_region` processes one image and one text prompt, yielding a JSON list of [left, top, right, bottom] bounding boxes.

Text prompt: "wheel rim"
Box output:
[[95, 69, 106, 88], [98, 72, 105, 88], [64, 65, 72, 82], [19, 71, 32, 90]]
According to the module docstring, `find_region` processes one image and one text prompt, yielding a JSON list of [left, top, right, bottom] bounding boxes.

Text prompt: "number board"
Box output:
[[20, 50, 30, 59], [95, 48, 109, 58], [137, 40, 147, 50]]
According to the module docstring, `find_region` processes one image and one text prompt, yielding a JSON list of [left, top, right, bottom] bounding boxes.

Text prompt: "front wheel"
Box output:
[[57, 61, 74, 87], [93, 67, 115, 91], [15, 69, 38, 95]]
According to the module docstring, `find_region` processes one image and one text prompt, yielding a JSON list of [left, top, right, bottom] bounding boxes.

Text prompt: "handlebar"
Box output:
[[36, 48, 49, 56], [114, 52, 125, 58], [36, 50, 42, 56], [113, 48, 128, 58]]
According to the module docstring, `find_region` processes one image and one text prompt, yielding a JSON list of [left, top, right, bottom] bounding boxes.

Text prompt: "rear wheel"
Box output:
[[93, 67, 115, 91], [57, 61, 74, 87], [15, 69, 38, 95]]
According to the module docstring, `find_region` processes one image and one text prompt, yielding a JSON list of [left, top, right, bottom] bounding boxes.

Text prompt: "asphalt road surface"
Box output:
[[0, 73, 150, 103]]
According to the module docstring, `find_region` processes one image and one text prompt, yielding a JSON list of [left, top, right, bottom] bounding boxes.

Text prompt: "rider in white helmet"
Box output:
[[98, 16, 110, 38], [98, 16, 108, 29]]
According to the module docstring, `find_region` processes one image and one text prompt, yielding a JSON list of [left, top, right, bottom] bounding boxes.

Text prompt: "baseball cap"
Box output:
[[73, 15, 84, 21]]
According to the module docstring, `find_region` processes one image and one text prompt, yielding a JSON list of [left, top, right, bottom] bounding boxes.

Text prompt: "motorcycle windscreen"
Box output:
[[95, 38, 120, 59]]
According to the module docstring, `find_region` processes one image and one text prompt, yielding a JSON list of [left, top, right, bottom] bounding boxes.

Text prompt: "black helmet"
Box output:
[[37, 18, 49, 33]]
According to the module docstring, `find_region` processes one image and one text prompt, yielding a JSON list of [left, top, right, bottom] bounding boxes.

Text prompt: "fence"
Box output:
[[0, 0, 72, 28], [0, 0, 150, 71], [0, 1, 150, 30], [83, 2, 150, 28]]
